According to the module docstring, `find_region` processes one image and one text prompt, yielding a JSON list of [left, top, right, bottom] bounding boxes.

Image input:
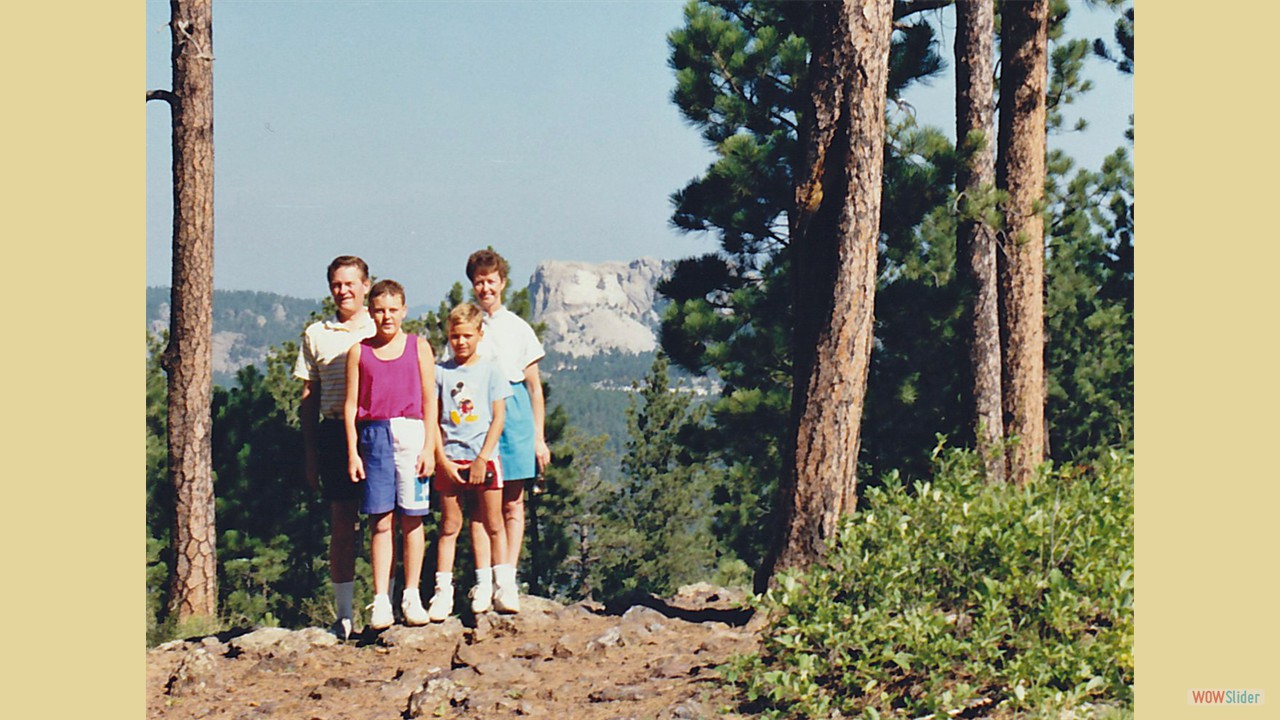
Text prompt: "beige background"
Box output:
[[6, 2, 1264, 717], [6, 2, 141, 717], [1139, 3, 1278, 717]]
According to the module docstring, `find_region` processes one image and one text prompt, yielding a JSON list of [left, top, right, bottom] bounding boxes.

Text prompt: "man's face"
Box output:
[[329, 265, 371, 318], [471, 269, 506, 314]]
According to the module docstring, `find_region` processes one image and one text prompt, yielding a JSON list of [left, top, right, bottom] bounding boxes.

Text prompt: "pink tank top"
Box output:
[[356, 334, 423, 421]]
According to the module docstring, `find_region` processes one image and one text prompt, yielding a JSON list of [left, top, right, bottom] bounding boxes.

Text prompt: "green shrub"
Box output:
[[726, 446, 1133, 719]]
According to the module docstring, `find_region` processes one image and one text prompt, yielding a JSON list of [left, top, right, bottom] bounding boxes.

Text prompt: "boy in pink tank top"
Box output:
[[343, 280, 438, 630]]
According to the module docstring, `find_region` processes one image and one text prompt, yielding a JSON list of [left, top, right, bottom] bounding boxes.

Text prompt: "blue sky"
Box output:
[[146, 0, 1133, 306]]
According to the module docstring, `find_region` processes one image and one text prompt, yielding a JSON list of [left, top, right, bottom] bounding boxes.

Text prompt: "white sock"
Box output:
[[435, 572, 453, 592], [333, 581, 354, 619], [493, 564, 516, 591], [373, 592, 390, 606], [475, 566, 493, 590]]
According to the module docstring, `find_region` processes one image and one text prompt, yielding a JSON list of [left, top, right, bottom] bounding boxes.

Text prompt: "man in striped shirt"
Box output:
[[295, 255, 375, 640]]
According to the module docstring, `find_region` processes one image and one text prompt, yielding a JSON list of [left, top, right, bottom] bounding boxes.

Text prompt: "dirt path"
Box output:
[[147, 589, 762, 720]]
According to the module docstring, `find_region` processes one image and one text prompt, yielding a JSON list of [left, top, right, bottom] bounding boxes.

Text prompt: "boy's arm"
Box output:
[[434, 396, 464, 485], [523, 361, 550, 471], [416, 337, 437, 478], [343, 346, 365, 482], [469, 399, 506, 486]]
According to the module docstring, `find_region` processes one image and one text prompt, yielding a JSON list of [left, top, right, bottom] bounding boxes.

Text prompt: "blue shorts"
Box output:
[[499, 381, 537, 481], [357, 417, 430, 516]]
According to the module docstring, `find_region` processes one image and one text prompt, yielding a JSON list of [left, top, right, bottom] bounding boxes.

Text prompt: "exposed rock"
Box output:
[[379, 618, 464, 649], [621, 605, 667, 632], [588, 684, 648, 702], [513, 641, 548, 659], [670, 582, 749, 612], [527, 258, 671, 358], [586, 625, 624, 652], [166, 648, 220, 697], [473, 658, 538, 685], [154, 638, 192, 654], [406, 676, 468, 718], [451, 637, 485, 669], [473, 612, 522, 642], [378, 665, 442, 699], [663, 698, 710, 719], [649, 655, 698, 679], [229, 626, 336, 656]]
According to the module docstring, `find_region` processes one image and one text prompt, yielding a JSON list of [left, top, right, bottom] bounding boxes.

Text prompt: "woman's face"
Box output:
[[471, 269, 506, 314]]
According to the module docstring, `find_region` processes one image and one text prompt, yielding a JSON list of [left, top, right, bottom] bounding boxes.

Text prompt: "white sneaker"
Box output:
[[470, 584, 494, 614], [493, 583, 520, 614], [367, 595, 394, 630], [331, 616, 353, 641], [402, 590, 429, 626], [427, 586, 453, 622]]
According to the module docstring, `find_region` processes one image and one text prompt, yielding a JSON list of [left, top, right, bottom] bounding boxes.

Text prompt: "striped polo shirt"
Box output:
[[293, 313, 376, 419]]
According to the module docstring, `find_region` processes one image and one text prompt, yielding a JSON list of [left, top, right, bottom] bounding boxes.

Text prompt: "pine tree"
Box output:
[[148, 0, 218, 623], [767, 0, 896, 580], [590, 354, 718, 602], [662, 0, 947, 572], [954, 0, 1004, 482], [996, 0, 1051, 485]]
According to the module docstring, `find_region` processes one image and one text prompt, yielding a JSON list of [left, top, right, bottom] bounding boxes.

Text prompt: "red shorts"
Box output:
[[434, 456, 504, 491]]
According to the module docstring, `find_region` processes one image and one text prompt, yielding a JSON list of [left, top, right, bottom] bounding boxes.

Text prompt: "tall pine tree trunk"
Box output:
[[762, 0, 894, 586], [155, 0, 218, 621], [996, 0, 1048, 485], [954, 0, 1004, 483]]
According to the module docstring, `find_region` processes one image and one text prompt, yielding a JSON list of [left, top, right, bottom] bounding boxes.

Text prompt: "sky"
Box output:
[[146, 0, 1133, 306]]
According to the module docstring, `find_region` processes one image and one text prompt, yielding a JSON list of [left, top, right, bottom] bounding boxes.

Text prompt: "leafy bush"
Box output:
[[725, 446, 1133, 719]]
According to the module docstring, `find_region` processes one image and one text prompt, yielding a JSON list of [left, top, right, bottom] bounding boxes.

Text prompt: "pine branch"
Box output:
[[147, 89, 177, 105], [895, 0, 953, 21]]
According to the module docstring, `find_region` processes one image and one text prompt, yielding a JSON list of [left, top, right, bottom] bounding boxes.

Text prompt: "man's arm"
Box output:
[[300, 380, 321, 491]]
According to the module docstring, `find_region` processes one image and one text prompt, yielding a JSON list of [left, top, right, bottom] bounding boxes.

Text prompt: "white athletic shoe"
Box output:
[[367, 595, 394, 630], [402, 591, 429, 626], [470, 584, 494, 614], [427, 586, 453, 623], [493, 583, 520, 614]]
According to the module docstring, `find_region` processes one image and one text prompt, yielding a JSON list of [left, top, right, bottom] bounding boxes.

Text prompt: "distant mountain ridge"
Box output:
[[146, 287, 322, 386], [146, 258, 675, 386]]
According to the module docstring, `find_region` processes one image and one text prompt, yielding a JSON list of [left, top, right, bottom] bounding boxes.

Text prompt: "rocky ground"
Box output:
[[146, 584, 763, 720]]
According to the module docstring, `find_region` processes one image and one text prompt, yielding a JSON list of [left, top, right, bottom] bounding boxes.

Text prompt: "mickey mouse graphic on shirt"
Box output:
[[448, 381, 480, 424]]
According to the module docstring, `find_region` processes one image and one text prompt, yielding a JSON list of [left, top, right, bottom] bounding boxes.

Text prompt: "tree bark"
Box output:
[[161, 0, 218, 621], [996, 0, 1048, 485], [954, 0, 1004, 483], [762, 0, 894, 586]]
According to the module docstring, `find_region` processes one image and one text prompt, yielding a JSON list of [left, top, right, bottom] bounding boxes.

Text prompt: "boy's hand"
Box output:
[[348, 456, 365, 483], [467, 457, 488, 486], [440, 458, 464, 487], [416, 449, 435, 479]]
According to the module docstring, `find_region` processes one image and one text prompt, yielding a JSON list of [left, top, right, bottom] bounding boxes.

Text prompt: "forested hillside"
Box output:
[[146, 287, 321, 386]]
